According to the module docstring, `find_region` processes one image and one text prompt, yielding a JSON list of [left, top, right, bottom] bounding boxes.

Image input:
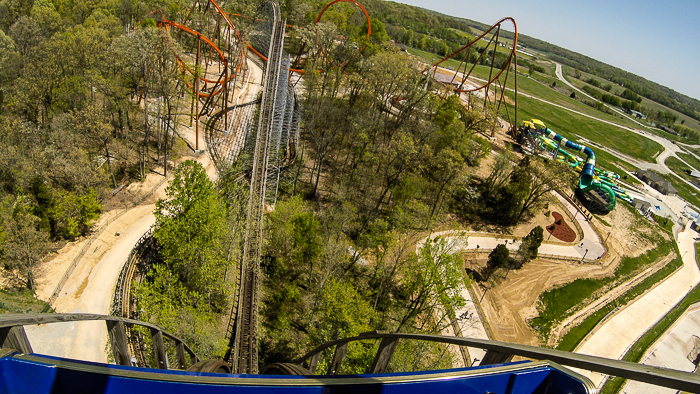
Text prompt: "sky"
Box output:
[[393, 0, 700, 101]]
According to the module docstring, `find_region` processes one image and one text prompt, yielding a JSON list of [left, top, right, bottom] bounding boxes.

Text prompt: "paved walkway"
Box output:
[[574, 229, 700, 389], [625, 303, 700, 393]]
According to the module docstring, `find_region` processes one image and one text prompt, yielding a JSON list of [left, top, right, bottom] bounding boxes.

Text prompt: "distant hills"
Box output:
[[361, 0, 700, 122]]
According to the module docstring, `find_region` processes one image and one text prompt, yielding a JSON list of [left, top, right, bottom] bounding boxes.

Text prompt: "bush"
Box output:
[[586, 77, 601, 88]]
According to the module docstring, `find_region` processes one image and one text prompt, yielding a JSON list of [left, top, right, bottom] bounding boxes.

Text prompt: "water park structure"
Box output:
[[519, 119, 633, 213]]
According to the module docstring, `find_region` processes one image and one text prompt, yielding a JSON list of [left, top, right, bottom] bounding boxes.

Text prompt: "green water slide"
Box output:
[[541, 128, 617, 212]]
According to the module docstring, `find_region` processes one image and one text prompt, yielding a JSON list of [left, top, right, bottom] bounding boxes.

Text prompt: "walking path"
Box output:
[[26, 210, 157, 362], [624, 302, 700, 393], [573, 229, 700, 388]]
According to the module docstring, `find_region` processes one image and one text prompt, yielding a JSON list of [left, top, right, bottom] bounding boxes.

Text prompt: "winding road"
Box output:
[[552, 63, 700, 390]]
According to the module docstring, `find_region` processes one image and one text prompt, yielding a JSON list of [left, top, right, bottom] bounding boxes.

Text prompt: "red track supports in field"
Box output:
[[430, 17, 519, 135]]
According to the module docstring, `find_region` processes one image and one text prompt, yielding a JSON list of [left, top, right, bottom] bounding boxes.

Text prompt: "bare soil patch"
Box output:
[[547, 212, 576, 242], [468, 195, 666, 346], [471, 251, 621, 346]]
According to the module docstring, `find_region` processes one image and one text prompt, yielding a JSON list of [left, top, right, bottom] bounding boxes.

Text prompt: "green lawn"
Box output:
[[660, 157, 700, 209], [506, 94, 662, 164], [410, 46, 657, 137], [531, 236, 675, 343], [640, 97, 700, 135], [570, 69, 700, 136], [678, 152, 700, 171]]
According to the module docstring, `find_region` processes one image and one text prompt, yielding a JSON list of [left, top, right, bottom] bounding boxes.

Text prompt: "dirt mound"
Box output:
[[473, 252, 620, 346]]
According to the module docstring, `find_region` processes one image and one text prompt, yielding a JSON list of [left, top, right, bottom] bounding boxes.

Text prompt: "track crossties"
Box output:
[[546, 212, 576, 242]]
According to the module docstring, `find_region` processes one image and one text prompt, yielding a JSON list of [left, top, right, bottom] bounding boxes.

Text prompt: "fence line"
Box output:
[[463, 249, 596, 263], [46, 175, 169, 309]]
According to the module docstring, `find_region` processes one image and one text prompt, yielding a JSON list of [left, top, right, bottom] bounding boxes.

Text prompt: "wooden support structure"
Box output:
[[195, 38, 201, 151], [370, 337, 398, 374], [0, 326, 32, 355], [176, 341, 187, 370], [307, 353, 320, 374], [326, 342, 348, 375], [106, 321, 131, 366], [481, 350, 514, 366], [151, 329, 167, 369]]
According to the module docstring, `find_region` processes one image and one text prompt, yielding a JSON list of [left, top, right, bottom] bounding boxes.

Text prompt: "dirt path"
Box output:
[[547, 253, 675, 346], [25, 113, 220, 363], [477, 254, 621, 346], [469, 196, 661, 346]]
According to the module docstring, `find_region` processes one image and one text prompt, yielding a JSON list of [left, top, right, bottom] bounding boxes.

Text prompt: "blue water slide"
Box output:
[[543, 128, 596, 180], [542, 128, 616, 211]]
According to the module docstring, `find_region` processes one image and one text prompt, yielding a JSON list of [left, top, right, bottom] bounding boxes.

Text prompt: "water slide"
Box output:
[[535, 133, 633, 204], [522, 120, 617, 212]]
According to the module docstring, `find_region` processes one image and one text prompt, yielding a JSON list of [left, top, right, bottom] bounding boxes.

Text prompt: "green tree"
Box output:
[[310, 278, 377, 374], [48, 188, 101, 240], [425, 147, 465, 218], [512, 157, 570, 224], [494, 156, 531, 224], [404, 29, 414, 46], [1, 201, 50, 291], [0, 30, 20, 86], [154, 160, 229, 309], [30, 0, 61, 37], [396, 236, 465, 332], [482, 150, 514, 199], [486, 243, 509, 279], [8, 16, 43, 56], [72, 105, 118, 188], [134, 264, 228, 359], [518, 226, 544, 263]]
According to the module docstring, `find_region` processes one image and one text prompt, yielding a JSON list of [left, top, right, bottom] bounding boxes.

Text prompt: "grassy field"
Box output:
[[665, 156, 697, 183], [531, 232, 674, 343], [678, 152, 700, 171], [563, 67, 700, 135], [508, 94, 662, 164], [409, 46, 670, 150], [600, 242, 700, 394], [659, 157, 700, 209], [410, 45, 699, 164]]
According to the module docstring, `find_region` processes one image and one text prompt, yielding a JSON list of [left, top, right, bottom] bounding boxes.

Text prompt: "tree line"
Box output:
[[0, 0, 201, 291]]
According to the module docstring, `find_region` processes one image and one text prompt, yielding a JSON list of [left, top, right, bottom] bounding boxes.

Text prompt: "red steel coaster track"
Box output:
[[429, 17, 519, 135], [153, 0, 246, 149]]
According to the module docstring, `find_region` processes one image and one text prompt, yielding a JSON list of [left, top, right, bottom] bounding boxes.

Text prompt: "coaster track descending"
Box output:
[[429, 17, 519, 135]]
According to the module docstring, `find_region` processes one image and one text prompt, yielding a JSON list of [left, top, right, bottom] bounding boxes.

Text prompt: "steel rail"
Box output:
[[0, 313, 198, 364], [296, 331, 700, 393], [430, 17, 518, 94]]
